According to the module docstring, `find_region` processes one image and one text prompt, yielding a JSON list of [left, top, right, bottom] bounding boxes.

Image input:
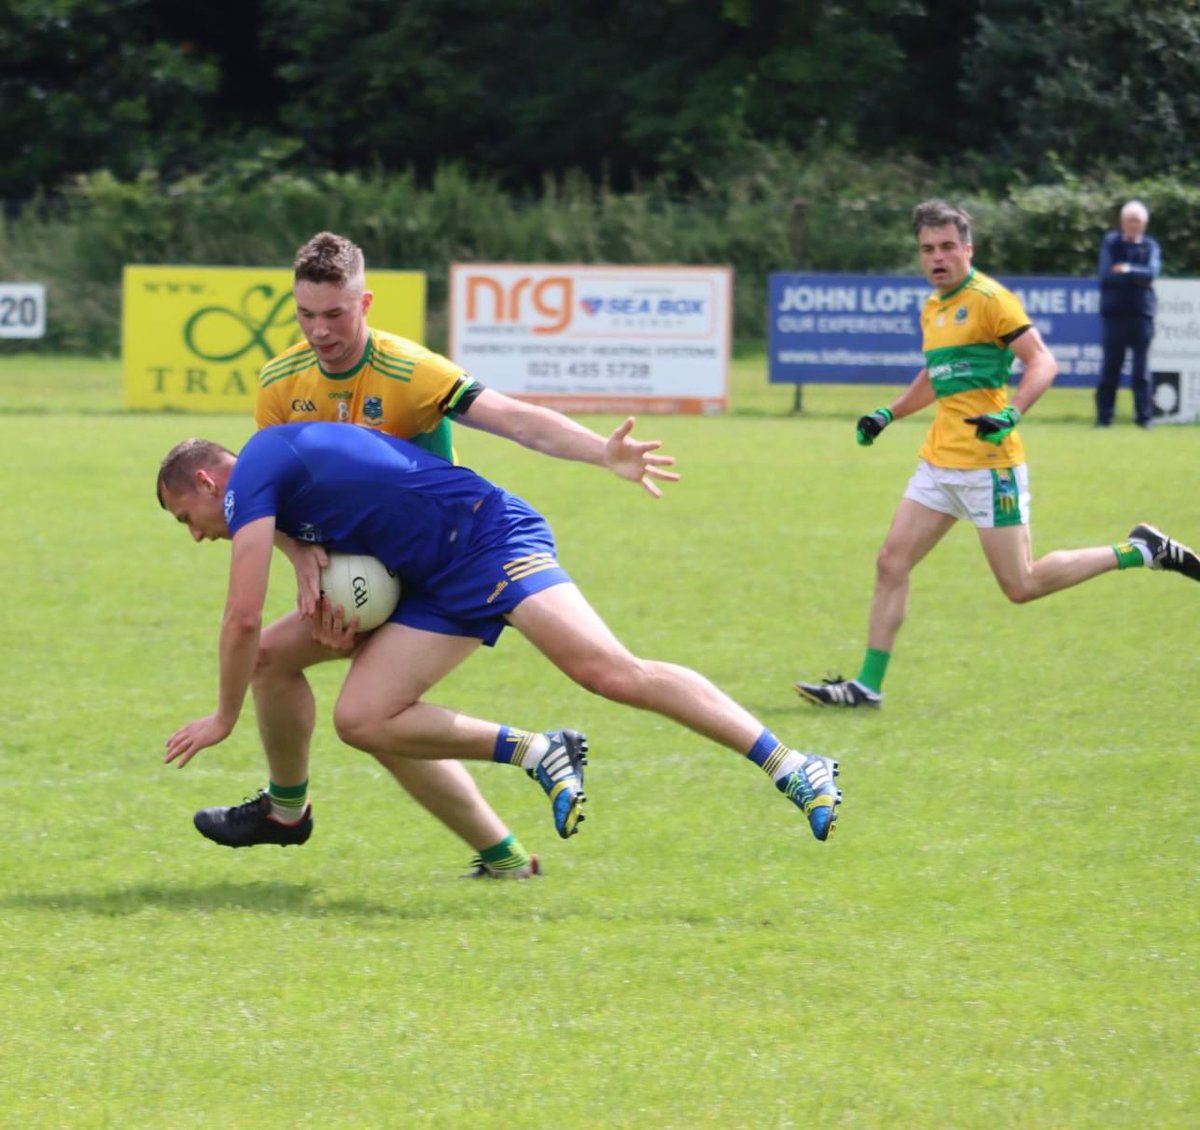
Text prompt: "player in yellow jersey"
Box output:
[[192, 232, 679, 874], [796, 199, 1200, 708]]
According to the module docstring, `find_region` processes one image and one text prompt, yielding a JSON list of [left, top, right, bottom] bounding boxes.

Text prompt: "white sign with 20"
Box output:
[[0, 283, 46, 338]]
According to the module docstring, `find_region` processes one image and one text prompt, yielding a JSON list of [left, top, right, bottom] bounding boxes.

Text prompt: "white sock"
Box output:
[[516, 732, 552, 772], [268, 794, 309, 824], [766, 747, 807, 785]]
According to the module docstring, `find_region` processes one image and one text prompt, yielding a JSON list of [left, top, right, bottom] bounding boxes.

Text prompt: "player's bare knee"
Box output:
[[998, 577, 1037, 604], [875, 547, 909, 588], [252, 642, 279, 683], [569, 656, 645, 704], [252, 637, 300, 686], [332, 699, 380, 752]]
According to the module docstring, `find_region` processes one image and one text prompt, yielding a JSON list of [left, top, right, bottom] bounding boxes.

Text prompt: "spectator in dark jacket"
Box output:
[[1096, 200, 1161, 428]]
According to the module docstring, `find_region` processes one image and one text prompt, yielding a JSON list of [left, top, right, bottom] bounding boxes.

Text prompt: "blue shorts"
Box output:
[[388, 491, 572, 646]]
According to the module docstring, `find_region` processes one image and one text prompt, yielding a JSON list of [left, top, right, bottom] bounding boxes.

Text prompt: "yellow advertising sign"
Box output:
[[122, 266, 426, 411]]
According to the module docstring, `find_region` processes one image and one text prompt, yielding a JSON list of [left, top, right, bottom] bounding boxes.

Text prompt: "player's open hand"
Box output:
[[604, 416, 680, 497], [285, 539, 328, 618], [311, 595, 361, 652], [164, 713, 234, 767]]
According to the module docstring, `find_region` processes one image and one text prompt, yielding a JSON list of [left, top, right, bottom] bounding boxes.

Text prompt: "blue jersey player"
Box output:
[[157, 423, 843, 843]]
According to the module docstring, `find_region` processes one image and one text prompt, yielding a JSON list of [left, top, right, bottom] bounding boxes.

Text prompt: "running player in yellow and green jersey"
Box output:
[[795, 198, 1200, 709], [916, 267, 1030, 470], [190, 231, 679, 876]]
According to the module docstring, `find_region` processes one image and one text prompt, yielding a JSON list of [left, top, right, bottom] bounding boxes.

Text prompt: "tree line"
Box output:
[[4, 0, 1199, 204]]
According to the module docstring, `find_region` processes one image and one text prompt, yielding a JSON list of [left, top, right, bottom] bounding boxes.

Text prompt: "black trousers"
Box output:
[[1096, 314, 1154, 425]]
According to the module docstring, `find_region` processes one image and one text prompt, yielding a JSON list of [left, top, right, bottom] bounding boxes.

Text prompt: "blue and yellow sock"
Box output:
[[492, 726, 550, 770], [746, 728, 803, 785]]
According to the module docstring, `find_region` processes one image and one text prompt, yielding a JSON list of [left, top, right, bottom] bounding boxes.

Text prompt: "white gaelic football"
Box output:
[[319, 553, 401, 632]]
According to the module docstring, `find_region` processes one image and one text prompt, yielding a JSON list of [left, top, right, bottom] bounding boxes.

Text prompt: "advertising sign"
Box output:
[[449, 263, 731, 413], [768, 271, 1200, 423], [122, 266, 426, 411], [0, 283, 46, 338], [767, 273, 1103, 387], [1148, 279, 1200, 423]]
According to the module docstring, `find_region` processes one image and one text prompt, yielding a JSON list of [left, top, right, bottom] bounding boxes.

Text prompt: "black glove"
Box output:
[[963, 405, 1021, 444], [856, 406, 894, 447]]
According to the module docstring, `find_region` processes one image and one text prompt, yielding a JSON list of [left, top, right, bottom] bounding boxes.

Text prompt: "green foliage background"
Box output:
[[6, 0, 1200, 200], [4, 0, 1200, 355], [6, 158, 1200, 355]]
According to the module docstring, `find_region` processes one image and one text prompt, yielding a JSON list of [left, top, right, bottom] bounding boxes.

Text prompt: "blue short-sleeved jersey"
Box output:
[[225, 422, 571, 645], [225, 422, 501, 585]]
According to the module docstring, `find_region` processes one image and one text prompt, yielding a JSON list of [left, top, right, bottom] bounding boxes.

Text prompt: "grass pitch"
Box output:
[[0, 354, 1196, 1127]]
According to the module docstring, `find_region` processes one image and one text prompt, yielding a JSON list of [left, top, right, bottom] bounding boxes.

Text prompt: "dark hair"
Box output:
[[293, 231, 366, 287], [156, 438, 234, 508], [912, 199, 973, 244]]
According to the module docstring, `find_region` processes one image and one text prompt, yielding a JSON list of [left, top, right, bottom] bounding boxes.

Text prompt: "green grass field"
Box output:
[[1, 353, 1196, 1127]]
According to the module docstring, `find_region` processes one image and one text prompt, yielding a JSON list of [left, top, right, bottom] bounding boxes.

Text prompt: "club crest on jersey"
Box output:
[[954, 306, 968, 323], [223, 490, 235, 525], [363, 396, 383, 420]]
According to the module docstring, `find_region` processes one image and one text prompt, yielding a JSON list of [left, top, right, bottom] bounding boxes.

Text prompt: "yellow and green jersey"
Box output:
[[917, 268, 1030, 469], [255, 328, 478, 460]]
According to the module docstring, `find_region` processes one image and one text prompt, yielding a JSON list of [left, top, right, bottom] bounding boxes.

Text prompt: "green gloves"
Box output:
[[963, 405, 1022, 444], [856, 406, 894, 446]]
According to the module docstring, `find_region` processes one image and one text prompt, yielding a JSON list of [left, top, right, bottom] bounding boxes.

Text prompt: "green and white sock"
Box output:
[[268, 779, 309, 823], [478, 834, 532, 874], [856, 647, 891, 693], [1114, 541, 1150, 569]]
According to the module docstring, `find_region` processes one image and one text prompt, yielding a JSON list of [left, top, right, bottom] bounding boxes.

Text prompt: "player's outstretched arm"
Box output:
[[458, 389, 678, 496]]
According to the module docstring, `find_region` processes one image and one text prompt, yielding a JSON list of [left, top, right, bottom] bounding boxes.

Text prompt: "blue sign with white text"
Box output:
[[767, 273, 1104, 388]]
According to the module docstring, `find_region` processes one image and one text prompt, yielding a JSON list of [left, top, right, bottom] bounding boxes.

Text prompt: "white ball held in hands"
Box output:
[[319, 553, 401, 631]]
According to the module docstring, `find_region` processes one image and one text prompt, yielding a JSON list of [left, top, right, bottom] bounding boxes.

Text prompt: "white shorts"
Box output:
[[903, 459, 1031, 528]]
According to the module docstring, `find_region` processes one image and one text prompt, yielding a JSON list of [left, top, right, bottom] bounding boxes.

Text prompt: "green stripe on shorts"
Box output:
[[990, 467, 1023, 527]]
